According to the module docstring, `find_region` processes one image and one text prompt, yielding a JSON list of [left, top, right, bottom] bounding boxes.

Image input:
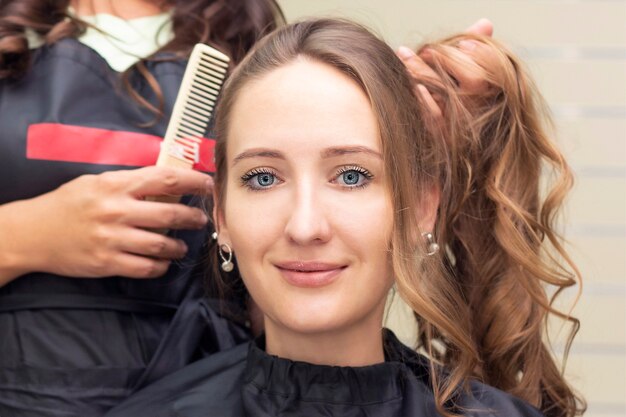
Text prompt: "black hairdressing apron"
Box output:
[[0, 39, 249, 416]]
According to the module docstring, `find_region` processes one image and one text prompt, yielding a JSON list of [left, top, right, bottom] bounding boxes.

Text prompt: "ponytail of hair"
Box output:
[[412, 34, 586, 417]]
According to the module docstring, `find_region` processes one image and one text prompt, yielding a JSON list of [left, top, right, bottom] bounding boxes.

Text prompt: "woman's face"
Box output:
[[217, 58, 394, 336]]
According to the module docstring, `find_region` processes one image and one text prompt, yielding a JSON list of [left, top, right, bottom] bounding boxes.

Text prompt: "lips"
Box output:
[[274, 261, 346, 288]]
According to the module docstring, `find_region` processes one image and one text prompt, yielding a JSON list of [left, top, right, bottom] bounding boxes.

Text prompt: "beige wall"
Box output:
[[277, 1, 626, 416]]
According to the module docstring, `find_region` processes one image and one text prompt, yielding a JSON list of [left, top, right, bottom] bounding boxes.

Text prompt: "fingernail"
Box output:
[[419, 47, 433, 59], [397, 46, 416, 60], [416, 84, 432, 102], [180, 241, 189, 253], [205, 177, 214, 190], [458, 40, 477, 51]]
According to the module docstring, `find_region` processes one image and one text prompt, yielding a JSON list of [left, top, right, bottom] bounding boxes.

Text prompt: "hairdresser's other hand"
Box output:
[[397, 18, 494, 122], [0, 167, 211, 284]]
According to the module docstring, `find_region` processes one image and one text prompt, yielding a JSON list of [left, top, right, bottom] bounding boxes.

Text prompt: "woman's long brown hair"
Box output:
[[211, 19, 585, 417], [416, 35, 586, 417], [0, 0, 285, 115]]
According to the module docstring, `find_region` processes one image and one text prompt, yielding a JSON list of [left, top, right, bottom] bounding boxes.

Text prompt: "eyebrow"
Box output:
[[321, 146, 382, 159], [233, 148, 285, 165], [232, 145, 382, 165]]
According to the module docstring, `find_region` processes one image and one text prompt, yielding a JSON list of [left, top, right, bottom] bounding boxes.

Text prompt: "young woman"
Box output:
[[0, 0, 282, 415], [0, 1, 492, 415], [104, 18, 585, 417]]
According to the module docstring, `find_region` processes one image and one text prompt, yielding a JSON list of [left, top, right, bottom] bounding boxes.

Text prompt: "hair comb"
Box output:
[[149, 44, 228, 236], [156, 43, 229, 170]]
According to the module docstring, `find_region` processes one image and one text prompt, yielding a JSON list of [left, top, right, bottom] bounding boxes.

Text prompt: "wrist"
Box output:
[[0, 253, 28, 286], [0, 199, 38, 285]]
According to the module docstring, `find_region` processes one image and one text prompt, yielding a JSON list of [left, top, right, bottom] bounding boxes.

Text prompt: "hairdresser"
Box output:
[[0, 1, 282, 415], [0, 1, 493, 416]]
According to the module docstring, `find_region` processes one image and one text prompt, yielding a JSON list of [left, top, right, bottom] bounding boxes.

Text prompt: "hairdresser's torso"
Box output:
[[0, 3, 245, 415]]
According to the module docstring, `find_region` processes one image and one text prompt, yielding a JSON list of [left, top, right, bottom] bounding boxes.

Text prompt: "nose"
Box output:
[[284, 180, 331, 245]]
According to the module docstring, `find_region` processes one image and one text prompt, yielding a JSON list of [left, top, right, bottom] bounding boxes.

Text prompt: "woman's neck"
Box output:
[[70, 0, 170, 19], [263, 305, 386, 367]]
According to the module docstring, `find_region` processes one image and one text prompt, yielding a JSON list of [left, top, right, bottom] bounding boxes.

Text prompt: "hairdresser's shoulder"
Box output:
[[103, 342, 249, 417]]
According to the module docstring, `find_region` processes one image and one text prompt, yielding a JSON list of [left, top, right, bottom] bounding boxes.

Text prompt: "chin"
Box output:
[[271, 298, 374, 337], [265, 297, 344, 332], [282, 315, 346, 335]]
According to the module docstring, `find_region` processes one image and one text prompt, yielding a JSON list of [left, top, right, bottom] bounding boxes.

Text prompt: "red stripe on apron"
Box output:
[[26, 123, 215, 172]]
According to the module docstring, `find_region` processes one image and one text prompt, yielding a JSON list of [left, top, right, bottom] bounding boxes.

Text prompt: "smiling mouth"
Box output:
[[275, 262, 347, 288]]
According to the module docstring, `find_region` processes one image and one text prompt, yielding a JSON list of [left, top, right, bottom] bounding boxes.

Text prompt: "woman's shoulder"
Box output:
[[384, 330, 545, 417], [105, 330, 546, 417], [461, 382, 546, 417]]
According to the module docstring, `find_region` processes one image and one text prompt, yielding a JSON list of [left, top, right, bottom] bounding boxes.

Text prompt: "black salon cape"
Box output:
[[104, 330, 545, 417], [0, 39, 248, 416]]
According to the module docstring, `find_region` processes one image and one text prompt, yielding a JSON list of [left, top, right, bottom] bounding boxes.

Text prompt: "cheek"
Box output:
[[222, 192, 276, 307], [222, 185, 287, 263], [332, 190, 395, 289], [333, 190, 393, 253]]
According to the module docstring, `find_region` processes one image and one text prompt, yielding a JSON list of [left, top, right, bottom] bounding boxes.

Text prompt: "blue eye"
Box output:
[[256, 173, 275, 187], [335, 166, 372, 188], [241, 169, 279, 190], [341, 170, 361, 185]]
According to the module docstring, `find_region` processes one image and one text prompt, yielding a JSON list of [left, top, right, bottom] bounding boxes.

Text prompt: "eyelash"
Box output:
[[240, 168, 281, 191], [333, 165, 373, 189], [239, 165, 374, 191]]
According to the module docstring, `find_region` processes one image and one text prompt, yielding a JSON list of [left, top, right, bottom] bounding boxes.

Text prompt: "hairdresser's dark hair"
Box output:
[[0, 0, 284, 114], [210, 18, 585, 417]]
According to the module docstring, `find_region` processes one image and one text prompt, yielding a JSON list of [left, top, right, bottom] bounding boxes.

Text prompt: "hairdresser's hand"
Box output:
[[0, 167, 211, 285], [397, 18, 495, 123]]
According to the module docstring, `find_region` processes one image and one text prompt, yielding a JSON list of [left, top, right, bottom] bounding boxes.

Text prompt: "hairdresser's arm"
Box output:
[[0, 166, 211, 287]]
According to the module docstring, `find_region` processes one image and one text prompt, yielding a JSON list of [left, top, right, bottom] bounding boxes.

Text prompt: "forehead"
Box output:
[[227, 58, 381, 156]]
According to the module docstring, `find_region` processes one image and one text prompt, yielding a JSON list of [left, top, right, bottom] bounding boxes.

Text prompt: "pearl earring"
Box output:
[[421, 232, 440, 256], [212, 231, 234, 272], [219, 244, 234, 272]]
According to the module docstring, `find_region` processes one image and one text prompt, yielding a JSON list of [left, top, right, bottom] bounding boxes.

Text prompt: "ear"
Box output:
[[212, 187, 232, 247], [414, 184, 440, 241]]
